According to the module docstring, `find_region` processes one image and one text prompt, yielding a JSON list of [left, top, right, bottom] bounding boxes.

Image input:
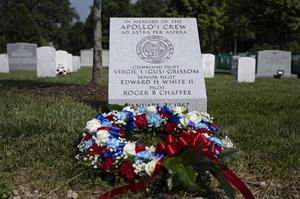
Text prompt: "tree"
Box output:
[[0, 0, 78, 53], [91, 0, 102, 85], [166, 0, 225, 53], [134, 0, 168, 17]]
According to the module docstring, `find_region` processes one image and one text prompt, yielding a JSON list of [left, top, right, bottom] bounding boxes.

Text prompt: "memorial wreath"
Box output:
[[77, 105, 254, 199]]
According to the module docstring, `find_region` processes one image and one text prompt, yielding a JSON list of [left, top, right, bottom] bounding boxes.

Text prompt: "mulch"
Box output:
[[9, 83, 108, 105]]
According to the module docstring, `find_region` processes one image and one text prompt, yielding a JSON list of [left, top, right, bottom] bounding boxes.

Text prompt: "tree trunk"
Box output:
[[233, 37, 238, 55], [91, 0, 102, 84]]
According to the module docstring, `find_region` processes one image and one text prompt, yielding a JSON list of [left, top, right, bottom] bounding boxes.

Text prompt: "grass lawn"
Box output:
[[0, 68, 299, 198]]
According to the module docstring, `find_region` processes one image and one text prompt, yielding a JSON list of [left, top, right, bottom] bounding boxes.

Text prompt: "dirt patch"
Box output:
[[9, 83, 108, 105]]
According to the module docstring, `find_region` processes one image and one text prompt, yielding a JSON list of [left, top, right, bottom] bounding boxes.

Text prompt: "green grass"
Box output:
[[0, 67, 109, 88], [0, 68, 299, 198]]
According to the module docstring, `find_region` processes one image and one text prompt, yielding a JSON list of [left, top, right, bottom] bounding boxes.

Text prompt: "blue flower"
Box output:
[[168, 115, 182, 124], [105, 138, 121, 149], [135, 150, 155, 161], [209, 137, 224, 148], [161, 105, 174, 116], [116, 111, 130, 121], [146, 112, 162, 128], [208, 125, 218, 132], [195, 122, 208, 129], [137, 107, 146, 114], [84, 139, 94, 151], [101, 121, 112, 127], [187, 120, 196, 127], [109, 127, 120, 138]]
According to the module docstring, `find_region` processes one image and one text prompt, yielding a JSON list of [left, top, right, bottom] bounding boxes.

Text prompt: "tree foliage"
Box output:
[[0, 0, 300, 54]]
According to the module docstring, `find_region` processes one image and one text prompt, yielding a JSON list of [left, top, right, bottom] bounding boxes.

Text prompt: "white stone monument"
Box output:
[[109, 18, 207, 111], [80, 49, 109, 67], [257, 50, 296, 78], [237, 57, 256, 83], [56, 50, 68, 70], [7, 43, 37, 71], [67, 53, 73, 72], [0, 54, 9, 73], [37, 47, 56, 77], [202, 54, 215, 78], [72, 56, 80, 71], [80, 49, 93, 67], [102, 49, 109, 67]]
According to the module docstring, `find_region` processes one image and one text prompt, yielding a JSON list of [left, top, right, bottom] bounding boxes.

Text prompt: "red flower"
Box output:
[[119, 127, 126, 137], [86, 143, 102, 157], [106, 115, 115, 121], [119, 160, 136, 179], [100, 158, 114, 171], [164, 122, 177, 134], [82, 133, 92, 141], [134, 114, 147, 129], [135, 145, 146, 153], [197, 128, 211, 134], [158, 110, 170, 118], [97, 127, 111, 132]]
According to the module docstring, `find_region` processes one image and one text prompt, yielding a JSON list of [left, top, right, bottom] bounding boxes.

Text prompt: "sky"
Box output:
[[70, 0, 93, 21], [70, 0, 137, 21]]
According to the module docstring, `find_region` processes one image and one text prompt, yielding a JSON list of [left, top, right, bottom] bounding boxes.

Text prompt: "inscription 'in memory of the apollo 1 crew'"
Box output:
[[109, 18, 207, 112]]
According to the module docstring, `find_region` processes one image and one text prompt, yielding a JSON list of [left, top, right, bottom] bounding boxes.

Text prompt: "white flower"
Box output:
[[222, 136, 234, 148], [122, 106, 135, 113], [146, 106, 157, 113], [85, 119, 100, 132], [123, 142, 136, 156], [145, 159, 159, 176], [171, 106, 187, 114], [96, 130, 109, 145], [180, 111, 202, 125]]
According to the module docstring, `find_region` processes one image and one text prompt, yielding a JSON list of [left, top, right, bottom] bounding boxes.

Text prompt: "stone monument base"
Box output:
[[255, 74, 298, 79]]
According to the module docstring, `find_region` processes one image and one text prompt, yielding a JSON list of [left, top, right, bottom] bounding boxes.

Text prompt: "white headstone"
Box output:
[[237, 57, 256, 83], [37, 47, 56, 77], [109, 18, 207, 112], [67, 53, 73, 72], [0, 54, 9, 73], [257, 50, 296, 78], [202, 54, 215, 78], [72, 56, 80, 71], [80, 49, 109, 67], [56, 50, 68, 71], [80, 49, 93, 67], [102, 49, 109, 67], [7, 43, 37, 71]]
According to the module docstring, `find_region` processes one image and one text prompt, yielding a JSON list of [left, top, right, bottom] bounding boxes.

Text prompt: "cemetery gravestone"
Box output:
[[37, 47, 56, 77], [56, 50, 68, 71], [102, 49, 109, 67], [72, 56, 80, 71], [109, 18, 207, 112], [257, 50, 296, 78], [67, 53, 73, 72], [80, 49, 109, 67], [202, 54, 215, 78], [237, 57, 256, 83], [7, 43, 37, 71], [80, 49, 93, 67], [0, 54, 9, 73]]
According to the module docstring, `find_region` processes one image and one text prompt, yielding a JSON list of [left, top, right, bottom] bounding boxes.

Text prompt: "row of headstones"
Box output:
[[202, 50, 296, 83], [0, 43, 81, 77], [202, 53, 255, 82]]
